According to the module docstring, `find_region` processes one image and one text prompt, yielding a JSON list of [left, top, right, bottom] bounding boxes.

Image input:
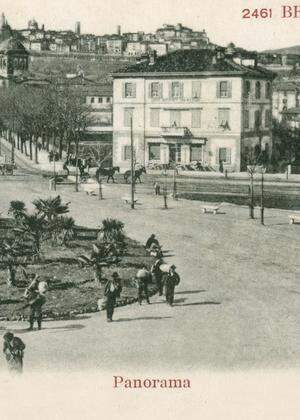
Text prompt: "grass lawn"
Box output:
[[0, 221, 156, 321]]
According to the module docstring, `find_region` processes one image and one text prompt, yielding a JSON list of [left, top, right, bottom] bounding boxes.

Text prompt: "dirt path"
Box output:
[[0, 173, 299, 372]]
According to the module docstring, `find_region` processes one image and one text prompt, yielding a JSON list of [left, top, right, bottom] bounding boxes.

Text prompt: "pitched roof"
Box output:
[[0, 37, 28, 53], [114, 49, 274, 78], [273, 80, 300, 91]]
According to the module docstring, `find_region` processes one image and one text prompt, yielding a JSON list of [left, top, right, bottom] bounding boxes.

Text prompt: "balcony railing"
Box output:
[[161, 126, 192, 138]]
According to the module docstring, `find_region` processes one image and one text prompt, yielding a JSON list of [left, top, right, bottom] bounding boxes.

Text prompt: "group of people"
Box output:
[[102, 233, 180, 322], [2, 273, 49, 374], [2, 233, 179, 372]]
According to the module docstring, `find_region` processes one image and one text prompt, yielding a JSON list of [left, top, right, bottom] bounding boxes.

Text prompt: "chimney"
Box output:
[[149, 50, 157, 65], [117, 25, 121, 36]]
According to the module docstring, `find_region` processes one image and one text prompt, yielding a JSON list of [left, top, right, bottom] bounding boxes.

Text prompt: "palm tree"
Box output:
[[99, 218, 124, 242], [0, 239, 23, 286], [17, 213, 46, 259], [78, 243, 119, 285], [98, 218, 126, 256], [32, 195, 70, 222], [8, 200, 27, 220], [50, 216, 76, 245]]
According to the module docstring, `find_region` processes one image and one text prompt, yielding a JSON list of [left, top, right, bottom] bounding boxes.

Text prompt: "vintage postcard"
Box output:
[[0, 0, 300, 418]]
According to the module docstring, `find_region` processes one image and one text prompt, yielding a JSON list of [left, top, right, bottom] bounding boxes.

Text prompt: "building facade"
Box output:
[[112, 49, 274, 172], [273, 80, 300, 121]]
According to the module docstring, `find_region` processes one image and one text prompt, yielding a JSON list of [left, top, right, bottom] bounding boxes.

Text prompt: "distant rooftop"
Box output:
[[114, 49, 274, 78]]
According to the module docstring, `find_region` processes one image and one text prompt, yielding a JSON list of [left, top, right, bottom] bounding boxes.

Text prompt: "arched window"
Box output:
[[255, 81, 261, 99], [265, 82, 271, 99], [244, 80, 251, 98]]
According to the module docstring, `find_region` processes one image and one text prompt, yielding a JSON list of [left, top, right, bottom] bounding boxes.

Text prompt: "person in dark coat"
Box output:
[[24, 275, 48, 330], [164, 265, 180, 306], [151, 258, 164, 296], [136, 267, 151, 305], [3, 332, 25, 374], [145, 234, 160, 250], [104, 272, 122, 322], [154, 182, 161, 196]]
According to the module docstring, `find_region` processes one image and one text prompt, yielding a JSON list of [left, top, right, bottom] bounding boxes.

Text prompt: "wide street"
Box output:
[[0, 166, 300, 375]]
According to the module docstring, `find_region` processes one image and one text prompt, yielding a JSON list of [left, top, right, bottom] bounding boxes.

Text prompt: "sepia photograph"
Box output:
[[0, 0, 300, 418]]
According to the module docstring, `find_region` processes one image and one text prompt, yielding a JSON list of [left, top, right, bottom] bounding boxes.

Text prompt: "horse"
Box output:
[[124, 166, 147, 184], [96, 166, 120, 183]]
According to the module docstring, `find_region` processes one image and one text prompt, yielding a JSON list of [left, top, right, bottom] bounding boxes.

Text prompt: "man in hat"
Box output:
[[24, 275, 48, 330], [145, 234, 160, 251], [151, 258, 164, 296], [104, 272, 122, 322], [136, 266, 151, 305], [164, 265, 180, 306], [3, 332, 25, 374]]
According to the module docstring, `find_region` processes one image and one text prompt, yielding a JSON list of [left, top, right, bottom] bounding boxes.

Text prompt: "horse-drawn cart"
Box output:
[[0, 163, 14, 175]]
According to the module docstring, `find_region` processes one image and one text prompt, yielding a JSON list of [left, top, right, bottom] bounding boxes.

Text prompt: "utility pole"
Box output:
[[247, 166, 255, 219], [260, 167, 265, 225], [163, 166, 168, 209], [98, 178, 103, 200], [130, 117, 135, 209], [75, 135, 79, 192], [11, 118, 15, 165], [172, 166, 178, 200], [53, 131, 56, 191]]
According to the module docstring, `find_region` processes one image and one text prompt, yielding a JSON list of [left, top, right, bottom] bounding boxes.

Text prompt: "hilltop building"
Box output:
[[0, 13, 29, 85]]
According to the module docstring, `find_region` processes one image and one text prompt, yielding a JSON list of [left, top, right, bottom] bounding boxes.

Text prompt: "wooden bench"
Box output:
[[201, 205, 220, 215], [289, 214, 300, 224]]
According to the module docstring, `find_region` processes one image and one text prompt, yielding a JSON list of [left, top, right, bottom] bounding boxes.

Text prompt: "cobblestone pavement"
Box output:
[[0, 172, 300, 373]]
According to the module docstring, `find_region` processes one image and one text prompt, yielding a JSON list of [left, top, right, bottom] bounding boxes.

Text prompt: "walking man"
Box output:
[[154, 182, 160, 196], [151, 258, 164, 296], [136, 266, 151, 305], [3, 332, 25, 374], [145, 234, 160, 251], [24, 275, 48, 330], [104, 272, 122, 322], [164, 265, 180, 306]]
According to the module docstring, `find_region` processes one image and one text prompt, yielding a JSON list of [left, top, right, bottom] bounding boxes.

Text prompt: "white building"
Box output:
[[112, 49, 274, 172]]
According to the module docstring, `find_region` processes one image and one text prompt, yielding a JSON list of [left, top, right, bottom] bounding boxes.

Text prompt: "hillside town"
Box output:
[[1, 11, 300, 174], [4, 13, 211, 57]]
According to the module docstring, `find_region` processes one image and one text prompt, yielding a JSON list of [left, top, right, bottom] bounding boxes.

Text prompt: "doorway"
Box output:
[[169, 144, 181, 163]]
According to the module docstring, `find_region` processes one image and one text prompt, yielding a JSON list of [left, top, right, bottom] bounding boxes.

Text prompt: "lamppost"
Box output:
[[162, 165, 168, 209], [52, 128, 57, 191], [260, 166, 266, 225], [75, 133, 80, 192], [172, 163, 178, 200], [130, 117, 135, 209], [247, 165, 255, 219]]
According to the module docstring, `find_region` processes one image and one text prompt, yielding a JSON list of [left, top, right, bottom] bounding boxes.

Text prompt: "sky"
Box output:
[[1, 0, 300, 51]]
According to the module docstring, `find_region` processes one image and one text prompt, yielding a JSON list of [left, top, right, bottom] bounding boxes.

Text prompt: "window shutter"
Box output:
[[227, 148, 231, 164], [169, 82, 172, 99], [132, 83, 136, 98], [215, 147, 219, 164], [227, 81, 232, 98], [159, 82, 163, 99], [124, 109, 128, 126], [180, 82, 184, 99], [148, 83, 152, 98], [216, 81, 221, 98], [191, 109, 201, 128], [122, 83, 126, 99], [192, 81, 201, 99]]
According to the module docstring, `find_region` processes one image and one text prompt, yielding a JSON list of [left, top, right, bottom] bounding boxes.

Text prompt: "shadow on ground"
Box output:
[[115, 316, 172, 322], [176, 289, 206, 295], [176, 301, 221, 306]]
